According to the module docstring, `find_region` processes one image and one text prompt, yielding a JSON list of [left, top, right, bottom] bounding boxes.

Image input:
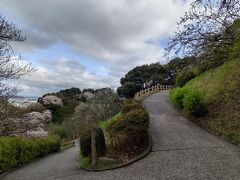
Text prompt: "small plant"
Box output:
[[183, 90, 207, 117], [170, 87, 188, 109]]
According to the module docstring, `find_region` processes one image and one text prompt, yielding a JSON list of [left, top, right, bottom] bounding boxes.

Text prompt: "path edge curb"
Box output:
[[79, 135, 153, 172]]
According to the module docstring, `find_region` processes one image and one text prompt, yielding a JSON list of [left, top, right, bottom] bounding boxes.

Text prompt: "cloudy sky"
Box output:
[[0, 0, 191, 97]]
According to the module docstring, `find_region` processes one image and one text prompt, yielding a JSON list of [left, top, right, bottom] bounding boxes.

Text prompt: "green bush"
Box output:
[[170, 87, 188, 109], [183, 90, 207, 117], [121, 99, 142, 114], [109, 109, 149, 134], [107, 108, 149, 155], [0, 135, 60, 174], [48, 123, 67, 139], [176, 70, 195, 87], [79, 126, 91, 157]]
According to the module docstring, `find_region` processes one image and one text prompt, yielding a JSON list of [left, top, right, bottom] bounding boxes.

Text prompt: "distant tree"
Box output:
[[167, 0, 240, 58], [82, 88, 95, 94], [0, 15, 34, 100], [164, 56, 197, 85], [88, 88, 120, 121], [59, 87, 81, 98], [118, 63, 166, 98]]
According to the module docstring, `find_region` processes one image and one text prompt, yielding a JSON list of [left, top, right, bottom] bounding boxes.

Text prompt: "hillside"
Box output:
[[181, 59, 240, 145]]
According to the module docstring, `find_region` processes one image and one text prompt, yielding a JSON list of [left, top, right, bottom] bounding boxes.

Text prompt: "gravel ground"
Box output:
[[3, 91, 240, 180]]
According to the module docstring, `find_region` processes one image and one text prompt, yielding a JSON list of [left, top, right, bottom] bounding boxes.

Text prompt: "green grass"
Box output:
[[99, 112, 122, 131], [98, 112, 122, 145], [172, 59, 240, 145], [184, 59, 240, 104], [80, 154, 91, 168]]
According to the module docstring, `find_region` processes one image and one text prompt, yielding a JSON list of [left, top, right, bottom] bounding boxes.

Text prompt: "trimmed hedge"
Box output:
[[107, 100, 149, 156], [109, 108, 149, 135], [0, 135, 60, 174]]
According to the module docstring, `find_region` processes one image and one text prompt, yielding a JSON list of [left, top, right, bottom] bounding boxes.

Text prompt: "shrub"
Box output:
[[0, 135, 60, 173], [121, 99, 142, 114], [107, 108, 149, 156], [176, 69, 195, 87], [170, 87, 188, 109], [48, 123, 67, 139], [109, 109, 149, 134], [79, 126, 91, 157], [23, 103, 45, 113], [183, 90, 207, 117]]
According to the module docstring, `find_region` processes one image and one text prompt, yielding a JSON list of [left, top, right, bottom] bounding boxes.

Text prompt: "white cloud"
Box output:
[[0, 0, 191, 96], [16, 57, 117, 96]]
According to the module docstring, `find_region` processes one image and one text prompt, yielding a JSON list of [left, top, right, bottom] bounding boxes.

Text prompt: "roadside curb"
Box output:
[[79, 135, 153, 172]]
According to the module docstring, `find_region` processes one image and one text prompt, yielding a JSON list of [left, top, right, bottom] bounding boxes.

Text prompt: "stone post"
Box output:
[[91, 127, 107, 166]]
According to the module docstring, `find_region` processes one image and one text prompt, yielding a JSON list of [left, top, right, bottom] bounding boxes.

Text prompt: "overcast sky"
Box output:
[[0, 0, 191, 97]]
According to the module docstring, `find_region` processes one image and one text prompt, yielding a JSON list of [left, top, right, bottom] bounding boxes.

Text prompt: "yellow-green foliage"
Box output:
[[99, 113, 122, 131], [170, 87, 188, 109], [184, 59, 240, 104], [0, 135, 60, 173]]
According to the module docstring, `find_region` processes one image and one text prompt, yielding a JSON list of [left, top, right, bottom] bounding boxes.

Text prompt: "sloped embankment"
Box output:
[[179, 59, 240, 145]]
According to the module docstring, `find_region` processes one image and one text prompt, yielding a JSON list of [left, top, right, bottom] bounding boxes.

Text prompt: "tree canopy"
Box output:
[[117, 63, 166, 98]]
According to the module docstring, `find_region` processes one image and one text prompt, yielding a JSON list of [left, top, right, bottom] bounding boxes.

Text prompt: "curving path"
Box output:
[[3, 91, 240, 180]]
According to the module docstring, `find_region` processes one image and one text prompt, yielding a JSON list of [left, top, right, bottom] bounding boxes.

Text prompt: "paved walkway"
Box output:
[[3, 91, 240, 180]]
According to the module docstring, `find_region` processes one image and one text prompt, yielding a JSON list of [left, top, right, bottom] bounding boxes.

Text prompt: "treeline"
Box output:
[[117, 57, 197, 98]]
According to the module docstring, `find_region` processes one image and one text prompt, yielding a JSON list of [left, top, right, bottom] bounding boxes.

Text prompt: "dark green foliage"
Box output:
[[79, 126, 92, 157], [0, 135, 60, 173], [183, 91, 207, 117], [106, 101, 149, 156], [82, 88, 95, 94], [48, 123, 67, 139], [109, 108, 149, 135], [59, 87, 81, 99], [118, 63, 166, 98], [117, 82, 140, 98], [176, 70, 195, 87], [164, 56, 197, 85]]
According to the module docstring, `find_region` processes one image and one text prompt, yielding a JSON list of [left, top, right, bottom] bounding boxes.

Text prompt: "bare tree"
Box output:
[[167, 0, 240, 58], [0, 15, 35, 136], [0, 15, 34, 100]]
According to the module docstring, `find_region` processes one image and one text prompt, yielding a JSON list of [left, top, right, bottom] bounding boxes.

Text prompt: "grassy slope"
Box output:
[[183, 59, 240, 144]]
